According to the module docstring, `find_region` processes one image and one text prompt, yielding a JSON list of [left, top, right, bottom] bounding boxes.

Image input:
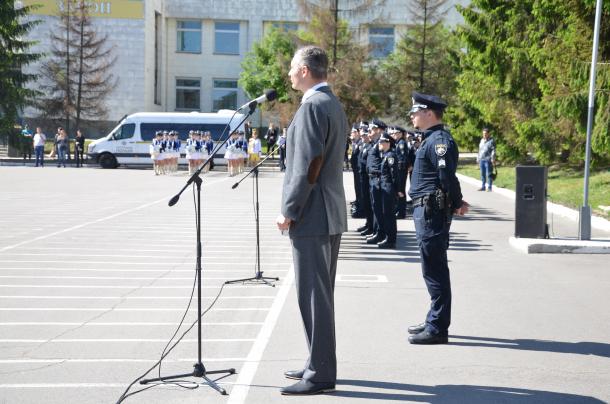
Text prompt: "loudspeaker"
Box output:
[[515, 165, 548, 238]]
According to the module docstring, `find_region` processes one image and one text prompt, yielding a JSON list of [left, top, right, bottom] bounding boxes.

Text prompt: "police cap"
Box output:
[[359, 121, 369, 129], [409, 92, 447, 115], [369, 118, 387, 130], [379, 132, 394, 145]]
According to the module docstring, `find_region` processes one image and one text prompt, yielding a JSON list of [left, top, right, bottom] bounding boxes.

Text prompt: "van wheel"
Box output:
[[99, 153, 118, 169]]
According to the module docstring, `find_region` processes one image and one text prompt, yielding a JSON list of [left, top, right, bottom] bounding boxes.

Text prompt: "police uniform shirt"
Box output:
[[380, 149, 399, 190], [366, 138, 383, 176], [358, 141, 370, 175], [350, 138, 361, 168], [395, 138, 408, 167], [408, 124, 463, 209]]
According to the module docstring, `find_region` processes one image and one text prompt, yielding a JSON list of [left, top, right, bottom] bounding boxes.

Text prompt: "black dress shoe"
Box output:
[[360, 229, 373, 237], [366, 234, 383, 244], [280, 379, 335, 395], [408, 330, 448, 345], [284, 369, 304, 380], [356, 224, 368, 232], [351, 212, 365, 219], [408, 322, 426, 334], [377, 239, 395, 249]]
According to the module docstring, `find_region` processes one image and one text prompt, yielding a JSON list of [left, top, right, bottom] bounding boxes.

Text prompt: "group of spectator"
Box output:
[[23, 126, 86, 168]]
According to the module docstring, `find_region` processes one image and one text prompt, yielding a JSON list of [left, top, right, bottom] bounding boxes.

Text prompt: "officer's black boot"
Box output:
[[366, 233, 383, 244], [377, 237, 395, 249], [356, 224, 368, 232]]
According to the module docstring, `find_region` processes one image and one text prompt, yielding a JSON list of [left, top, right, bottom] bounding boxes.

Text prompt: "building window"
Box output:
[[177, 20, 201, 53], [214, 22, 240, 55], [271, 22, 298, 32], [212, 79, 238, 111], [176, 78, 200, 110], [369, 26, 394, 58]]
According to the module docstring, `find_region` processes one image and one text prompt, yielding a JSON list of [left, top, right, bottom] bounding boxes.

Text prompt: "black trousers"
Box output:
[[413, 205, 452, 334]]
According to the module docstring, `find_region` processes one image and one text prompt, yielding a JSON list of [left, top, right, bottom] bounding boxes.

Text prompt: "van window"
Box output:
[[140, 123, 235, 141], [114, 123, 135, 140]]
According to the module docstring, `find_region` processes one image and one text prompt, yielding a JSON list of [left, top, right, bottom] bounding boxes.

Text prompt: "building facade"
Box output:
[[20, 0, 468, 134]]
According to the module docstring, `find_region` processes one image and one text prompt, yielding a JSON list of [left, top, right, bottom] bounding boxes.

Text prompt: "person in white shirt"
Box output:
[[33, 127, 46, 167], [248, 129, 262, 167]]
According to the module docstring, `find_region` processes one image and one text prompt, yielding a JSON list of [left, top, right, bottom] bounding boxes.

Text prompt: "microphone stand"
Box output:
[[225, 145, 281, 287], [139, 103, 257, 395]]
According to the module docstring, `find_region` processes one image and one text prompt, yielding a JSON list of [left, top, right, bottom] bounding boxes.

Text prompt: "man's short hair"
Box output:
[[296, 46, 328, 80]]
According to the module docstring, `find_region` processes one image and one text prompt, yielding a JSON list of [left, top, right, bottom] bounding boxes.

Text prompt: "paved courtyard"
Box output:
[[0, 166, 608, 404]]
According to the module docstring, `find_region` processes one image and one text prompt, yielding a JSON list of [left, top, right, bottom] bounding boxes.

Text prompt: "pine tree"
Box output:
[[37, 2, 116, 135], [0, 2, 41, 136], [451, 0, 610, 165], [379, 0, 458, 121]]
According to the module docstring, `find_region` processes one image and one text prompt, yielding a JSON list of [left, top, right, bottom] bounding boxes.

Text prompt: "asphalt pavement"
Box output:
[[0, 165, 608, 404]]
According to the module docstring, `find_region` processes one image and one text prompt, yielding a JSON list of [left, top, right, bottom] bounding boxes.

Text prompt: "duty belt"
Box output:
[[411, 196, 428, 207]]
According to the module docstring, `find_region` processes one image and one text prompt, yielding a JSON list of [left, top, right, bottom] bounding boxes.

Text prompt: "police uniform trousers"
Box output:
[[359, 168, 373, 231], [369, 177, 384, 237], [381, 184, 397, 242], [291, 234, 341, 383], [396, 165, 408, 215], [413, 205, 452, 335], [352, 165, 362, 212]]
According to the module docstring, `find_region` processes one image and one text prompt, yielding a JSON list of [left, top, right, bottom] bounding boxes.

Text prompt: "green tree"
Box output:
[[451, 0, 610, 165], [378, 0, 459, 121], [0, 2, 41, 137]]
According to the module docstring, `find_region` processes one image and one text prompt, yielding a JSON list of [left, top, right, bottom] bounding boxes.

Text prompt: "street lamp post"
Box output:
[[579, 0, 603, 240]]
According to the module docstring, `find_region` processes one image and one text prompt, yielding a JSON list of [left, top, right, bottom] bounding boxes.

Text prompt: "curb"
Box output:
[[508, 236, 610, 254], [456, 173, 610, 233]]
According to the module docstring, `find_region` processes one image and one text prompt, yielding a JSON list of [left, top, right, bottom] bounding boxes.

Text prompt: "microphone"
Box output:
[[231, 183, 239, 189], [238, 89, 277, 111]]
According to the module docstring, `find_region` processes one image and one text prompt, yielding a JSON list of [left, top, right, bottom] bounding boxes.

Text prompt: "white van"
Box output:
[[87, 110, 245, 168]]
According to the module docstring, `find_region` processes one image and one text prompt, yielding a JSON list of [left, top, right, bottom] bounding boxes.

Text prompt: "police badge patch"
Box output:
[[388, 157, 395, 165], [435, 144, 447, 156]]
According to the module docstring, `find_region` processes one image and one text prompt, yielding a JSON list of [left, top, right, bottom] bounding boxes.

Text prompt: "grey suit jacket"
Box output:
[[281, 86, 348, 237]]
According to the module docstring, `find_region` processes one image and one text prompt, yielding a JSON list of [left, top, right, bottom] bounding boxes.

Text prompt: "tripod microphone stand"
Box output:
[[226, 145, 281, 287], [139, 104, 258, 395]]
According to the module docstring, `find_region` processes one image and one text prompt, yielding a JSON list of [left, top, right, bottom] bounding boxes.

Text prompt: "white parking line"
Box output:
[[0, 275, 266, 281], [0, 260, 290, 265], [0, 177, 229, 253], [0, 308, 270, 312], [0, 295, 275, 300], [0, 322, 263, 326], [0, 338, 255, 343], [0, 285, 269, 289], [0, 358, 245, 364], [0, 267, 287, 273], [228, 266, 294, 404]]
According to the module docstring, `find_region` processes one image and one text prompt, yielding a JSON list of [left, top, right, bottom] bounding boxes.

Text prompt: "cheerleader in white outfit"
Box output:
[[150, 131, 163, 175], [224, 132, 240, 176], [159, 131, 170, 174], [186, 131, 196, 175], [169, 131, 180, 173], [236, 132, 248, 174]]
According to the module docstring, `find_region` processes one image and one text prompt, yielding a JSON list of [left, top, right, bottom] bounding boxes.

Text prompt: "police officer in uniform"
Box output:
[[349, 126, 363, 218], [377, 132, 398, 248], [365, 118, 386, 245], [356, 123, 373, 236], [407, 92, 469, 344], [391, 127, 409, 219]]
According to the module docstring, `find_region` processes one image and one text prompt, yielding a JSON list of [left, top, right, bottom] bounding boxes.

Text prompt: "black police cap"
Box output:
[[351, 125, 359, 132], [379, 132, 394, 145], [370, 118, 387, 130], [409, 92, 447, 115], [359, 121, 369, 129]]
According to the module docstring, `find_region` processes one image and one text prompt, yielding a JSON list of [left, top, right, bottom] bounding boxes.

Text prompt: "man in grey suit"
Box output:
[[276, 46, 348, 396]]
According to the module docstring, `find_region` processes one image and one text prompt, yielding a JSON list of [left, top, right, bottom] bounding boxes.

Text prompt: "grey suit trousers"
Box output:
[[290, 233, 342, 383]]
